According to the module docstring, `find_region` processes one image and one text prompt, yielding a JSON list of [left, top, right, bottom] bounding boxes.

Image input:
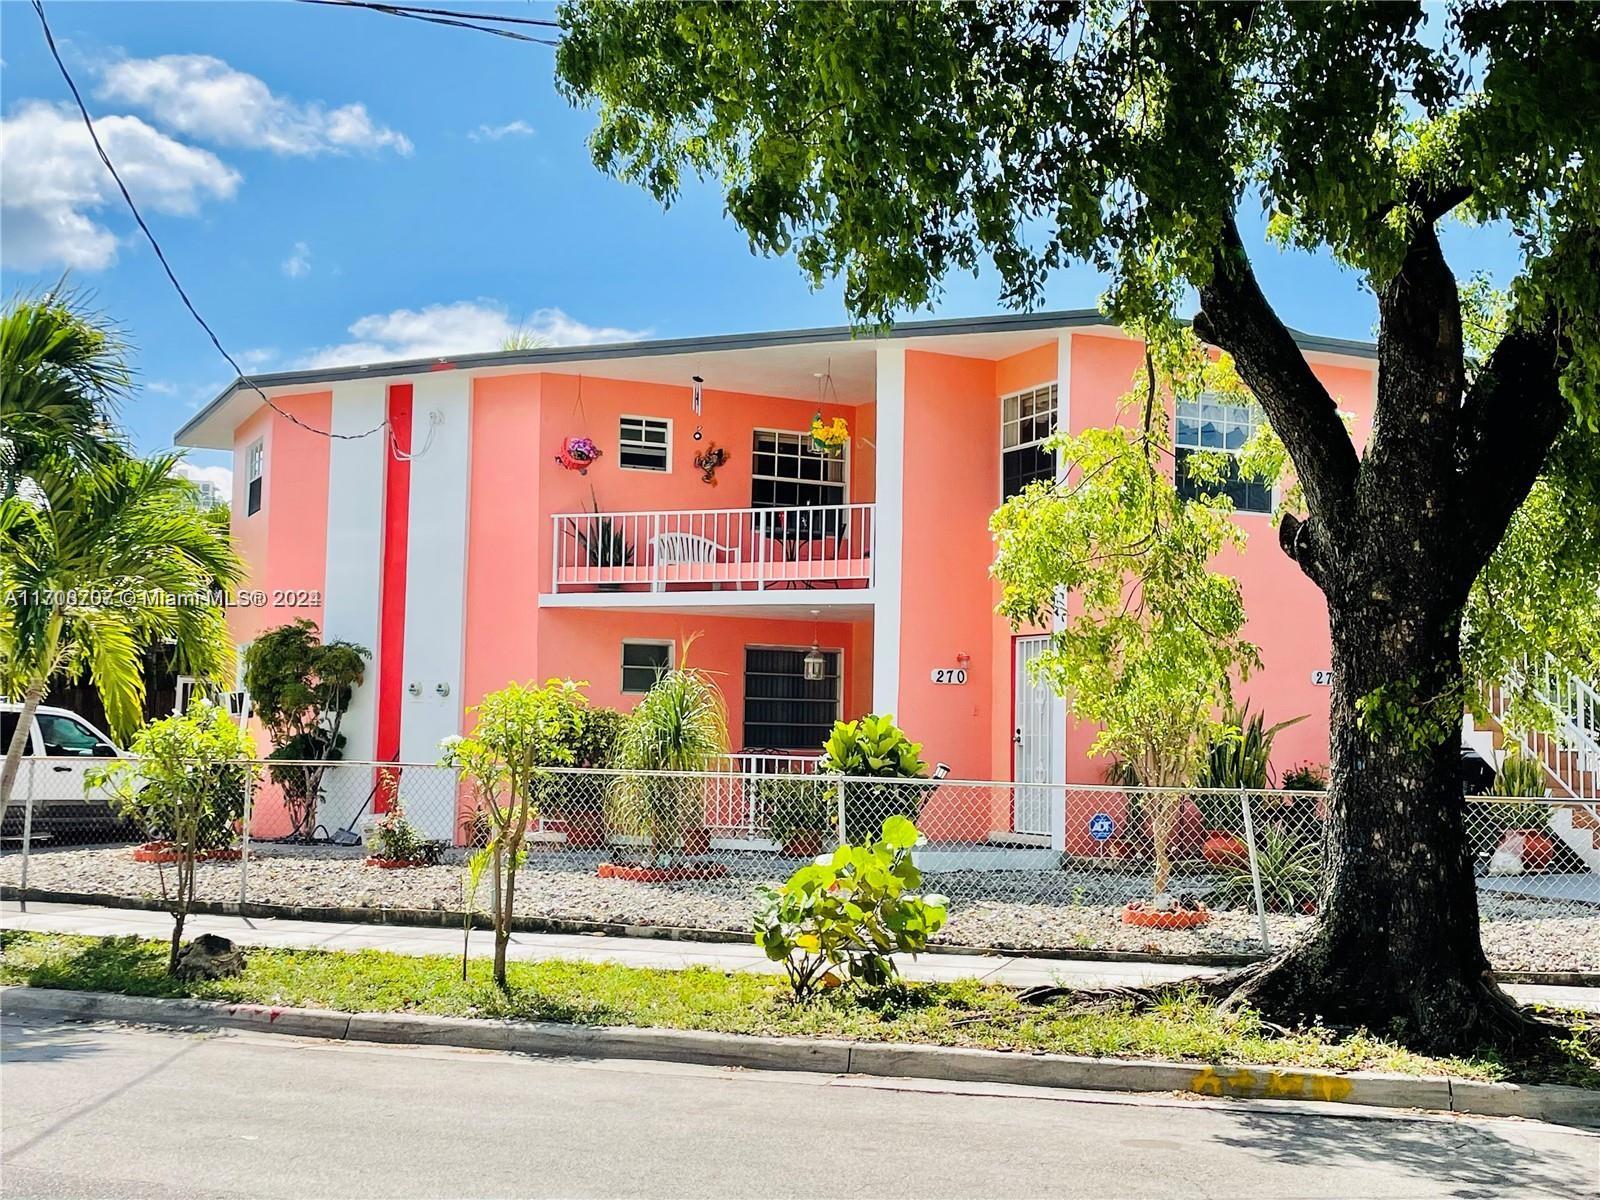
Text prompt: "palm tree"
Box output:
[[1, 288, 129, 496], [612, 637, 729, 861], [0, 452, 244, 813]]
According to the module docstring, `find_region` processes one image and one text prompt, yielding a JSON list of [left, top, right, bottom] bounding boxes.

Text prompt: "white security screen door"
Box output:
[[1012, 635, 1054, 835]]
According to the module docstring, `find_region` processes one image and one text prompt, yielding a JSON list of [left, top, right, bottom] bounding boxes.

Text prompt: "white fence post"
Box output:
[[835, 778, 847, 847], [238, 765, 254, 908], [1239, 787, 1271, 953], [18, 759, 36, 912]]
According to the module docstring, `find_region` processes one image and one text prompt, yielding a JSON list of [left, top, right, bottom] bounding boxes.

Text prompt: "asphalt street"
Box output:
[[3, 1015, 1596, 1199]]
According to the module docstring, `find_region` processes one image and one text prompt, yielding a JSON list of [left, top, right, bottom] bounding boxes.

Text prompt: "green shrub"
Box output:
[[753, 815, 948, 999], [817, 714, 930, 837], [1493, 748, 1549, 798], [1280, 762, 1329, 791], [1212, 822, 1320, 913], [370, 802, 426, 863], [760, 774, 832, 843]]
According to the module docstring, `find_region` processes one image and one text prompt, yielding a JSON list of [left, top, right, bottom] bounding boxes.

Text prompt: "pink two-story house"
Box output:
[[176, 310, 1377, 847]]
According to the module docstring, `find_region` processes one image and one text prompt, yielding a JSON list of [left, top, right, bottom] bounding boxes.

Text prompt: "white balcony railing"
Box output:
[[549, 503, 875, 594]]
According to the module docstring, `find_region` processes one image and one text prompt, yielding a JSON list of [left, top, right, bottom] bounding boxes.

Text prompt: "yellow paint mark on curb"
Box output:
[[1188, 1066, 1353, 1102]]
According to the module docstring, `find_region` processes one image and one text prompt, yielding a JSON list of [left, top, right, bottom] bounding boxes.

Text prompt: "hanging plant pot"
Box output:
[[556, 436, 602, 474], [809, 412, 849, 458]]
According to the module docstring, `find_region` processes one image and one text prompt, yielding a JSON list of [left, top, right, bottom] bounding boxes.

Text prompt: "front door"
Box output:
[[1012, 636, 1054, 835]]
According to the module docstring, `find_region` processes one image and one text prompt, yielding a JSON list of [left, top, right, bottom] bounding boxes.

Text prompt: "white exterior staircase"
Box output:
[[1464, 653, 1600, 874]]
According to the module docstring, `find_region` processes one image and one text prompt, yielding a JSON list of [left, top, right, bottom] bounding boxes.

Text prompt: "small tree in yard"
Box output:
[[558, 2, 1600, 1052], [442, 680, 590, 989], [992, 336, 1260, 898], [93, 698, 257, 974], [243, 620, 368, 842]]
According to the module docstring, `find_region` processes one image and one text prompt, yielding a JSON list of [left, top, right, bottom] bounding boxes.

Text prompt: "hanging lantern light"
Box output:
[[803, 610, 827, 681]]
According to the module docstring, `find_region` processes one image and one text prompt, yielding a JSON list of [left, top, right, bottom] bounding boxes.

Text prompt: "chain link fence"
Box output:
[[2, 757, 1596, 971]]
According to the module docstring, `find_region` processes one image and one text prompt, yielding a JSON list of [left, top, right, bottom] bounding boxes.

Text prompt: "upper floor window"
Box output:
[[1174, 396, 1272, 514], [1001, 384, 1057, 500], [619, 416, 671, 471], [751, 429, 846, 510], [245, 439, 264, 516]]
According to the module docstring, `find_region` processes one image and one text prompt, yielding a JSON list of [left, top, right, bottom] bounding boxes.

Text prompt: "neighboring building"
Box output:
[[176, 310, 1380, 846]]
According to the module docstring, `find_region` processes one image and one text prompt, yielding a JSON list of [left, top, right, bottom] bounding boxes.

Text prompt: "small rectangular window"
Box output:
[[1000, 384, 1058, 500], [245, 439, 264, 516], [622, 640, 673, 693], [1173, 395, 1272, 514], [619, 416, 671, 472]]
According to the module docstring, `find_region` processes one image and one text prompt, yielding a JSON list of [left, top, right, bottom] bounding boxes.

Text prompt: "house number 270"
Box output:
[[931, 668, 969, 685]]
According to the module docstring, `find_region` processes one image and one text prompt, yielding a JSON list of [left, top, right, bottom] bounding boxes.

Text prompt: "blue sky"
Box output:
[[1, 1, 1524, 485]]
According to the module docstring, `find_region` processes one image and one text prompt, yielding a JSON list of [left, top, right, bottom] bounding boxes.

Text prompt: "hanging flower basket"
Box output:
[[556, 436, 602, 474], [809, 412, 849, 458]]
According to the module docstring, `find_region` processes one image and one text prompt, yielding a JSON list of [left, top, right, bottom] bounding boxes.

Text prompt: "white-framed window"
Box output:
[[621, 639, 674, 693], [245, 439, 264, 515], [619, 416, 671, 472], [1000, 383, 1057, 500], [750, 429, 847, 509], [1174, 395, 1271, 514]]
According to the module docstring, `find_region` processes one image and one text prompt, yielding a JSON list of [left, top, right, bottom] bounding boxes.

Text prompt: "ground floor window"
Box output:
[[621, 639, 673, 693], [743, 645, 840, 751]]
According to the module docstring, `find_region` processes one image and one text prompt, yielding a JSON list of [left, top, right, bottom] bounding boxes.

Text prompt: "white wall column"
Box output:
[[872, 344, 906, 718], [397, 374, 473, 837]]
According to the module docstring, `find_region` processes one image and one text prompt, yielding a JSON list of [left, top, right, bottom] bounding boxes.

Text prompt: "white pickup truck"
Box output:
[[0, 703, 134, 840]]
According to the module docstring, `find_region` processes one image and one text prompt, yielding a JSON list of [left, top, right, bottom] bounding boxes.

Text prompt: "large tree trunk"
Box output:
[[1221, 600, 1529, 1051], [1192, 211, 1573, 1054]]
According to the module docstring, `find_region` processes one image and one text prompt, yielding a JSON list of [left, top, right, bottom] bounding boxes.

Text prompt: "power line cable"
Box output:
[[302, 0, 560, 29], [293, 0, 562, 45], [30, 0, 390, 447]]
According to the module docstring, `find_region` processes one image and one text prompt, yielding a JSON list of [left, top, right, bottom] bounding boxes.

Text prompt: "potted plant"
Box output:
[[1281, 761, 1329, 792], [816, 714, 931, 842], [607, 638, 729, 869], [762, 773, 831, 857], [1489, 748, 1554, 871], [564, 705, 624, 848], [1211, 821, 1320, 913], [1201, 830, 1249, 867], [573, 494, 634, 591]]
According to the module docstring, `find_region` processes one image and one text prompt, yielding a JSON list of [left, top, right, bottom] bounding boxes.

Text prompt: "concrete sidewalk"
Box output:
[[4, 899, 1596, 1010]]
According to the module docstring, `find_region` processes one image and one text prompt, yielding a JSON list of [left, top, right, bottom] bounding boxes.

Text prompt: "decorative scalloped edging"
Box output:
[[363, 857, 429, 870], [1122, 902, 1212, 930], [132, 843, 242, 864], [597, 861, 731, 883]]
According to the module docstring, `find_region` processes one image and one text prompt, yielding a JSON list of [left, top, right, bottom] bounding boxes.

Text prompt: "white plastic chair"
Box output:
[[650, 533, 736, 591]]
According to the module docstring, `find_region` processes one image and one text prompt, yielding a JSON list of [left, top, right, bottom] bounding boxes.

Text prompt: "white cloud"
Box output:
[[300, 303, 651, 368], [235, 347, 277, 370], [468, 119, 535, 142], [173, 460, 233, 500], [97, 54, 412, 157], [282, 241, 311, 278], [0, 101, 240, 271]]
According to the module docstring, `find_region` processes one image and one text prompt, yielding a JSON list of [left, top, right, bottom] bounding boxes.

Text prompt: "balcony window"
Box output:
[[743, 645, 840, 751], [751, 429, 846, 510], [1174, 396, 1272, 514], [1001, 384, 1057, 500], [620, 416, 671, 472]]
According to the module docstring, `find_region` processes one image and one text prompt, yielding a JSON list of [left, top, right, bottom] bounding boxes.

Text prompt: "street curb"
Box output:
[[4, 985, 1595, 1128], [8, 885, 1593, 984]]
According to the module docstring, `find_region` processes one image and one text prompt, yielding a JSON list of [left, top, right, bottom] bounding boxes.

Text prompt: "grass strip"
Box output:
[[3, 929, 1594, 1086]]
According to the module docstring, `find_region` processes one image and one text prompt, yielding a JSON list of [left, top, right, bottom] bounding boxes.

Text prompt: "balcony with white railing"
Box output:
[[546, 503, 876, 603]]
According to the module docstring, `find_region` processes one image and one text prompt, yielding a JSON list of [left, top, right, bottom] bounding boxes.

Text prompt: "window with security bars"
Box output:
[[743, 646, 841, 751], [1174, 395, 1272, 514], [1001, 384, 1057, 500], [619, 416, 671, 471]]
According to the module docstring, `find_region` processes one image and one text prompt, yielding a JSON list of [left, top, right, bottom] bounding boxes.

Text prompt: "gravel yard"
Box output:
[[4, 842, 1596, 972]]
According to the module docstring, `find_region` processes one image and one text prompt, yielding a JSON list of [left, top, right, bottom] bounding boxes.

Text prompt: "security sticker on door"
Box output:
[[930, 668, 968, 685]]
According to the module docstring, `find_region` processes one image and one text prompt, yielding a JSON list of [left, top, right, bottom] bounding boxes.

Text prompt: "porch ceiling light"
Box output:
[[803, 643, 827, 681]]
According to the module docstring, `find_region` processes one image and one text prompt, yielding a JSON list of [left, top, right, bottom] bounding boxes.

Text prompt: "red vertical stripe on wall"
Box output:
[[373, 384, 412, 809]]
